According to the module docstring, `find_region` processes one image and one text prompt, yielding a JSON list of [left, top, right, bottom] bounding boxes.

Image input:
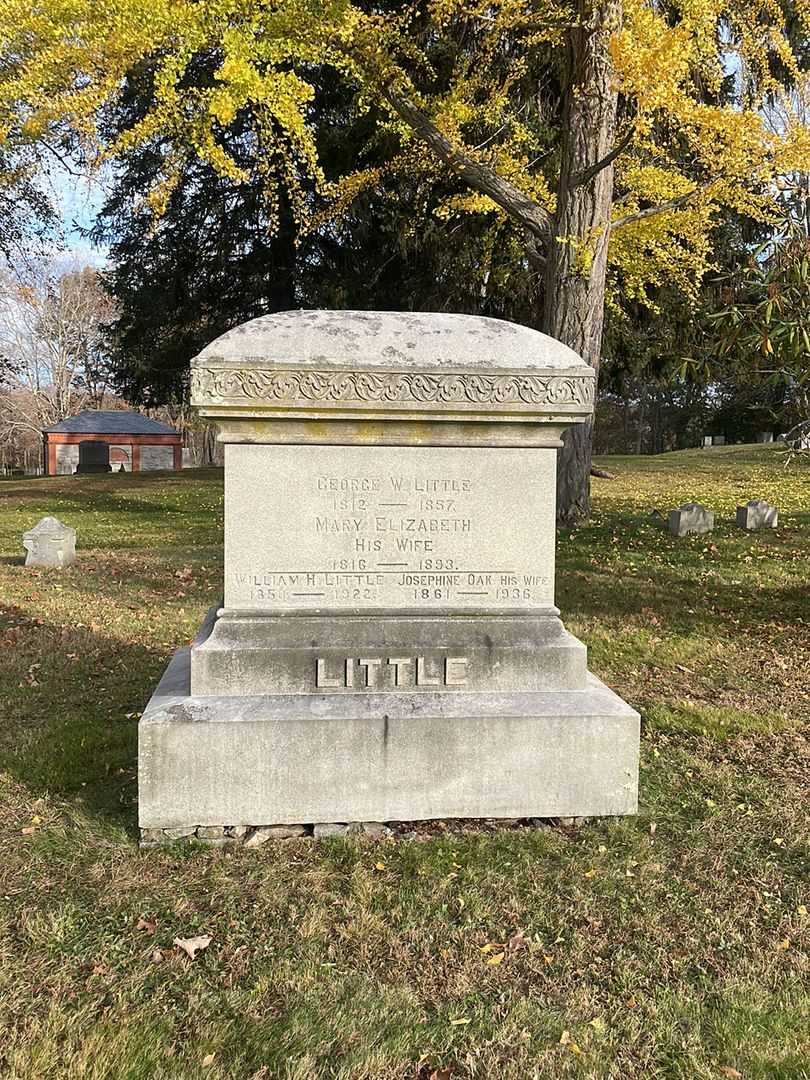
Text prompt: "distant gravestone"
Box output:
[[22, 516, 76, 568], [702, 436, 712, 447], [76, 440, 111, 474], [668, 503, 714, 537], [712, 436, 726, 446], [736, 499, 778, 530], [755, 431, 774, 444]]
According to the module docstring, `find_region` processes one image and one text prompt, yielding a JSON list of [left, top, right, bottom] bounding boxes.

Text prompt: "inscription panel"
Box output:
[[225, 444, 556, 612]]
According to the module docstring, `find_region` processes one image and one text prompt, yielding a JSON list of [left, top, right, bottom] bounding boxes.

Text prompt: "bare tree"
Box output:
[[0, 263, 116, 450]]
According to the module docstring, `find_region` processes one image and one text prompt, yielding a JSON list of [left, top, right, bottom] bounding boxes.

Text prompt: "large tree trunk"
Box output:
[[543, 0, 621, 526]]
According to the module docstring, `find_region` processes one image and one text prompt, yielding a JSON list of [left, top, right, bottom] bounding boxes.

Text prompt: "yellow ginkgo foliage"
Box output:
[[1, 0, 806, 520]]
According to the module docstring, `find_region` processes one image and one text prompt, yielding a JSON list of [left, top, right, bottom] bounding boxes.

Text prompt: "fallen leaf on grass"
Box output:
[[21, 826, 37, 835], [430, 1069, 453, 1080], [507, 931, 527, 953], [776, 938, 790, 951], [486, 953, 505, 966], [449, 1018, 469, 1026], [150, 949, 164, 964], [135, 916, 156, 933], [92, 963, 108, 976], [559, 1030, 583, 1055], [719, 1068, 743, 1078], [202, 1053, 215, 1068], [174, 934, 212, 960]]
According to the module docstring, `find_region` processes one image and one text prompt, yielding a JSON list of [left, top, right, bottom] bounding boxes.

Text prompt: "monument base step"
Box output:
[[139, 648, 640, 830], [189, 606, 588, 696]]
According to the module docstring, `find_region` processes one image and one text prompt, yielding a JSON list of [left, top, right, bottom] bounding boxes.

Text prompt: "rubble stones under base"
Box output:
[[245, 824, 308, 847], [139, 817, 586, 847]]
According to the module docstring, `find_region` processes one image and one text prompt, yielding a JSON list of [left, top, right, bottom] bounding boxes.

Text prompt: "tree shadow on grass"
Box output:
[[559, 558, 808, 643], [558, 513, 810, 641], [0, 602, 170, 837]]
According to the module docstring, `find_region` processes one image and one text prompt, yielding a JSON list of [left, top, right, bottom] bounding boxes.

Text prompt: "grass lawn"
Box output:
[[0, 444, 808, 1079]]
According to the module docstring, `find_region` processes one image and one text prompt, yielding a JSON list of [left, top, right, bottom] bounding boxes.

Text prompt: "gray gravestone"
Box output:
[[138, 311, 639, 841], [22, 516, 76, 568], [668, 503, 714, 537], [736, 499, 778, 530]]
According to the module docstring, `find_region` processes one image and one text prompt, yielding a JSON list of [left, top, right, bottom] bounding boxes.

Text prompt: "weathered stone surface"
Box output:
[[22, 516, 76, 568], [196, 825, 225, 839], [163, 825, 196, 840], [313, 823, 350, 838], [667, 503, 715, 537], [190, 310, 596, 426], [139, 649, 639, 829], [244, 824, 309, 846], [736, 499, 778, 530], [191, 609, 586, 697], [222, 443, 559, 616], [141, 444, 175, 471], [357, 821, 389, 836], [225, 825, 249, 838]]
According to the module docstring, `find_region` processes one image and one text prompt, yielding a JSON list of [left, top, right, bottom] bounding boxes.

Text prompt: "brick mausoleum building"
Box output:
[[43, 410, 183, 475]]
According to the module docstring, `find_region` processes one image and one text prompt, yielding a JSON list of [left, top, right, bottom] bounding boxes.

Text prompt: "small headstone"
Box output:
[[667, 503, 714, 537], [736, 499, 778, 530], [702, 436, 712, 447], [712, 436, 726, 446], [22, 516, 76, 568]]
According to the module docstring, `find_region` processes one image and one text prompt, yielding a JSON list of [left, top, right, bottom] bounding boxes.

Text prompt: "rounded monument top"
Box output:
[[193, 309, 587, 372], [190, 309, 595, 429]]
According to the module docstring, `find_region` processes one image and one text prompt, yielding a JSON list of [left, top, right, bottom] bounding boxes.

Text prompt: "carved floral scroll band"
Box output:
[[191, 367, 595, 408]]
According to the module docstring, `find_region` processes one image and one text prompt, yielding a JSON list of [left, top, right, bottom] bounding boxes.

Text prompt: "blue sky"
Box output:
[[45, 161, 109, 267]]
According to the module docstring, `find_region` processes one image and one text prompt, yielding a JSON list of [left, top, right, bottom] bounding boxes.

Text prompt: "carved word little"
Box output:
[[316, 655, 468, 689]]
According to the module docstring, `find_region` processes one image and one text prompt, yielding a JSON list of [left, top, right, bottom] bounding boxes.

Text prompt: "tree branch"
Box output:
[[570, 125, 634, 188], [612, 177, 721, 229], [381, 84, 554, 244]]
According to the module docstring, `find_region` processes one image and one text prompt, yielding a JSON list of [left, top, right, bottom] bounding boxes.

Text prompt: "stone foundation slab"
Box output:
[[139, 647, 639, 831]]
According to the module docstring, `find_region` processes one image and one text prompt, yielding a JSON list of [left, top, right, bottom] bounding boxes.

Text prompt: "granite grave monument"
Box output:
[[139, 310, 639, 842]]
